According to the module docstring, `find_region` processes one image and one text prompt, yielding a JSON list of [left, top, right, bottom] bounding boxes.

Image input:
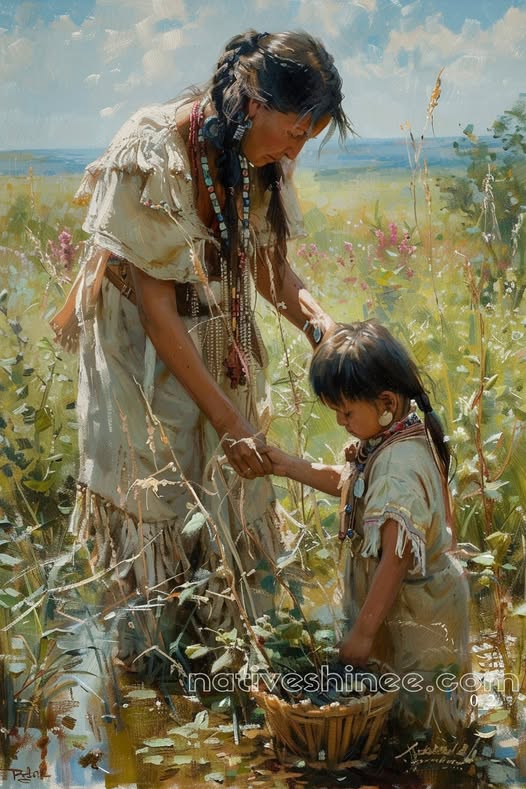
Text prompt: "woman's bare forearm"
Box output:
[[130, 267, 236, 433], [255, 248, 334, 346]]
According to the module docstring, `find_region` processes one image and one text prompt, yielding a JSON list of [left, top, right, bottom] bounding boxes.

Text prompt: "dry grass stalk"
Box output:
[[426, 67, 444, 129]]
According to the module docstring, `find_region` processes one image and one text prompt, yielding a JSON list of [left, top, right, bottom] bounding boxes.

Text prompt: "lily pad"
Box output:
[[143, 755, 164, 765], [480, 708, 509, 724], [170, 755, 193, 765], [126, 689, 158, 700], [204, 772, 224, 783], [143, 737, 175, 748]]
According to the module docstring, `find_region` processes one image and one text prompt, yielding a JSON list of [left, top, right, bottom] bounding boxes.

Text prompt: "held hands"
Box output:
[[264, 445, 292, 477], [216, 413, 273, 479]]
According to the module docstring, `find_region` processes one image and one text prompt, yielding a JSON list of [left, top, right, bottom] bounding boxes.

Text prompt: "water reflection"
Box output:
[[1, 665, 516, 789]]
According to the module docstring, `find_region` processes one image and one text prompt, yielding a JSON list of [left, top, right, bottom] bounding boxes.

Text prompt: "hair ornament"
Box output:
[[202, 115, 226, 149], [232, 113, 252, 142]]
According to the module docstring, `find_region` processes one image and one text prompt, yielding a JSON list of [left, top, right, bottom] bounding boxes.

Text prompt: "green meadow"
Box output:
[[0, 111, 526, 785]]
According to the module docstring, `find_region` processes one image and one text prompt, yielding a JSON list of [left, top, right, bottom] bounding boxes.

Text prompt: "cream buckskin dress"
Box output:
[[341, 433, 472, 738], [52, 99, 305, 667]]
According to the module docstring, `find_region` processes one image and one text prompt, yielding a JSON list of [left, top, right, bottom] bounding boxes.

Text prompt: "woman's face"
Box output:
[[241, 99, 330, 167]]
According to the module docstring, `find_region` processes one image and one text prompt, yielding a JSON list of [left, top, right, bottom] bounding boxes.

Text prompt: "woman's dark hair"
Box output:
[[199, 30, 354, 280], [309, 321, 452, 476]]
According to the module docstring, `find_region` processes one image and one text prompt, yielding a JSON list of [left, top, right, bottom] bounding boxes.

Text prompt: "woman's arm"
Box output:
[[129, 264, 272, 478], [339, 519, 414, 666], [266, 445, 342, 497], [255, 247, 335, 348]]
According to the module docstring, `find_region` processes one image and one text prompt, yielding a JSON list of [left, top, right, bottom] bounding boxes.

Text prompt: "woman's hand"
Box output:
[[215, 413, 273, 479], [338, 625, 374, 668]]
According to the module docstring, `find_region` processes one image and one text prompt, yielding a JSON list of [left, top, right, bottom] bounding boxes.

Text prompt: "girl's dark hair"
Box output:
[[199, 30, 354, 279], [309, 321, 451, 476]]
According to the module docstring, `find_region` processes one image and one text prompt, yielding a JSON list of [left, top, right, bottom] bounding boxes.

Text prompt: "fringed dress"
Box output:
[[52, 99, 305, 667], [340, 428, 472, 738]]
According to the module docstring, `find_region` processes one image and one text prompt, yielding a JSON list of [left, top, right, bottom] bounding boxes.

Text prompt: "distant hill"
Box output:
[[0, 136, 500, 178]]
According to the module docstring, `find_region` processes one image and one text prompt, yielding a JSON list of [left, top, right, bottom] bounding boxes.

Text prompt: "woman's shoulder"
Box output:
[[110, 98, 184, 141], [74, 98, 194, 209], [84, 98, 190, 178]]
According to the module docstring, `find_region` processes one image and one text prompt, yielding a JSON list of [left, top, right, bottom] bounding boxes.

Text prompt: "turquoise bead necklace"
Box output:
[[191, 98, 252, 387]]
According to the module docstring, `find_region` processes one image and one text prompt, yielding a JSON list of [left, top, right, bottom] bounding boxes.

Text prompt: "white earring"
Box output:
[[378, 410, 393, 427]]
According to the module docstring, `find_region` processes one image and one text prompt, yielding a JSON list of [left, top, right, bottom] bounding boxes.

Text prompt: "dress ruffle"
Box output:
[[361, 503, 427, 577]]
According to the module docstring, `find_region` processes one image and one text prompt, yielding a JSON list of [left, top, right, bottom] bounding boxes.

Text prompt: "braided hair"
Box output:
[[201, 30, 354, 279], [309, 321, 452, 477]]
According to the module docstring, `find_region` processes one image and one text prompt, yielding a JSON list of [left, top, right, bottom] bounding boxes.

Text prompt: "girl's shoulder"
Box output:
[[370, 434, 437, 479]]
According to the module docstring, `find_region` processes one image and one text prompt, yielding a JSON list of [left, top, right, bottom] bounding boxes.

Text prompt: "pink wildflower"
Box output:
[[405, 267, 415, 279], [343, 241, 354, 255], [374, 229, 386, 250], [388, 222, 398, 245], [48, 229, 79, 270], [360, 282, 368, 291], [297, 244, 307, 258], [398, 232, 416, 257]]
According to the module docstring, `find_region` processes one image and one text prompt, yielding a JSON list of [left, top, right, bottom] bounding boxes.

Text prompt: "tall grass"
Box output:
[[0, 123, 525, 739]]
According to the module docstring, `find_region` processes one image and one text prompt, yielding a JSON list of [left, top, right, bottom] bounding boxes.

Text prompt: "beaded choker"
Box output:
[[339, 411, 424, 542], [189, 99, 252, 388]]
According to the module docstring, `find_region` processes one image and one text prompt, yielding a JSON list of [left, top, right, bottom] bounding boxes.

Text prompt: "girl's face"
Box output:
[[241, 99, 330, 167], [328, 398, 388, 441]]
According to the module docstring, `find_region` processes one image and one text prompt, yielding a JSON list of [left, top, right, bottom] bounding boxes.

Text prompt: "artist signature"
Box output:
[[0, 767, 49, 783]]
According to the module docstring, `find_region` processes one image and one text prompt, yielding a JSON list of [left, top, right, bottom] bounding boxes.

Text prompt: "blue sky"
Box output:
[[1, 0, 525, 148]]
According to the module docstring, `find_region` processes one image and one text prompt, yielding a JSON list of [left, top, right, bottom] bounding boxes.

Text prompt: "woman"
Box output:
[[52, 30, 353, 671]]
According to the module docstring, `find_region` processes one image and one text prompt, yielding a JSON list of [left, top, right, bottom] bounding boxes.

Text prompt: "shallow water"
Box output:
[[2, 666, 524, 789]]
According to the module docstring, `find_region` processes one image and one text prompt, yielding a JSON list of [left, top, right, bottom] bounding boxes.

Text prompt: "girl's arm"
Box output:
[[129, 264, 272, 478], [267, 445, 342, 497], [255, 247, 335, 348], [339, 519, 414, 666]]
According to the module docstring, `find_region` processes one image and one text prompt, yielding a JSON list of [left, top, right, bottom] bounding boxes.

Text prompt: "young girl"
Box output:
[[269, 320, 471, 738]]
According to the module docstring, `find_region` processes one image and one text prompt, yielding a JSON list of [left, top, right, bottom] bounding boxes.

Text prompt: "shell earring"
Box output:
[[378, 410, 393, 427]]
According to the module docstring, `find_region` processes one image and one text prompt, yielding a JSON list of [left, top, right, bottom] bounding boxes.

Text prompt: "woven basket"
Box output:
[[252, 683, 398, 767]]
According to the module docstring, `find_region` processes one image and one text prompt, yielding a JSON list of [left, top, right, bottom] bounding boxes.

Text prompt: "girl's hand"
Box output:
[[338, 625, 374, 668], [265, 445, 293, 477]]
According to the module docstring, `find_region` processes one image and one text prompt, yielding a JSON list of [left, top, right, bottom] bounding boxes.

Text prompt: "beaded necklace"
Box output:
[[339, 411, 423, 542], [190, 99, 252, 388]]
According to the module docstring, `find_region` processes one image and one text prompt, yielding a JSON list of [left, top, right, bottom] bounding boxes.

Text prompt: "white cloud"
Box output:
[[298, 0, 375, 39], [103, 28, 137, 61], [341, 5, 526, 136], [85, 73, 102, 85], [99, 103, 125, 117], [0, 0, 525, 147]]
